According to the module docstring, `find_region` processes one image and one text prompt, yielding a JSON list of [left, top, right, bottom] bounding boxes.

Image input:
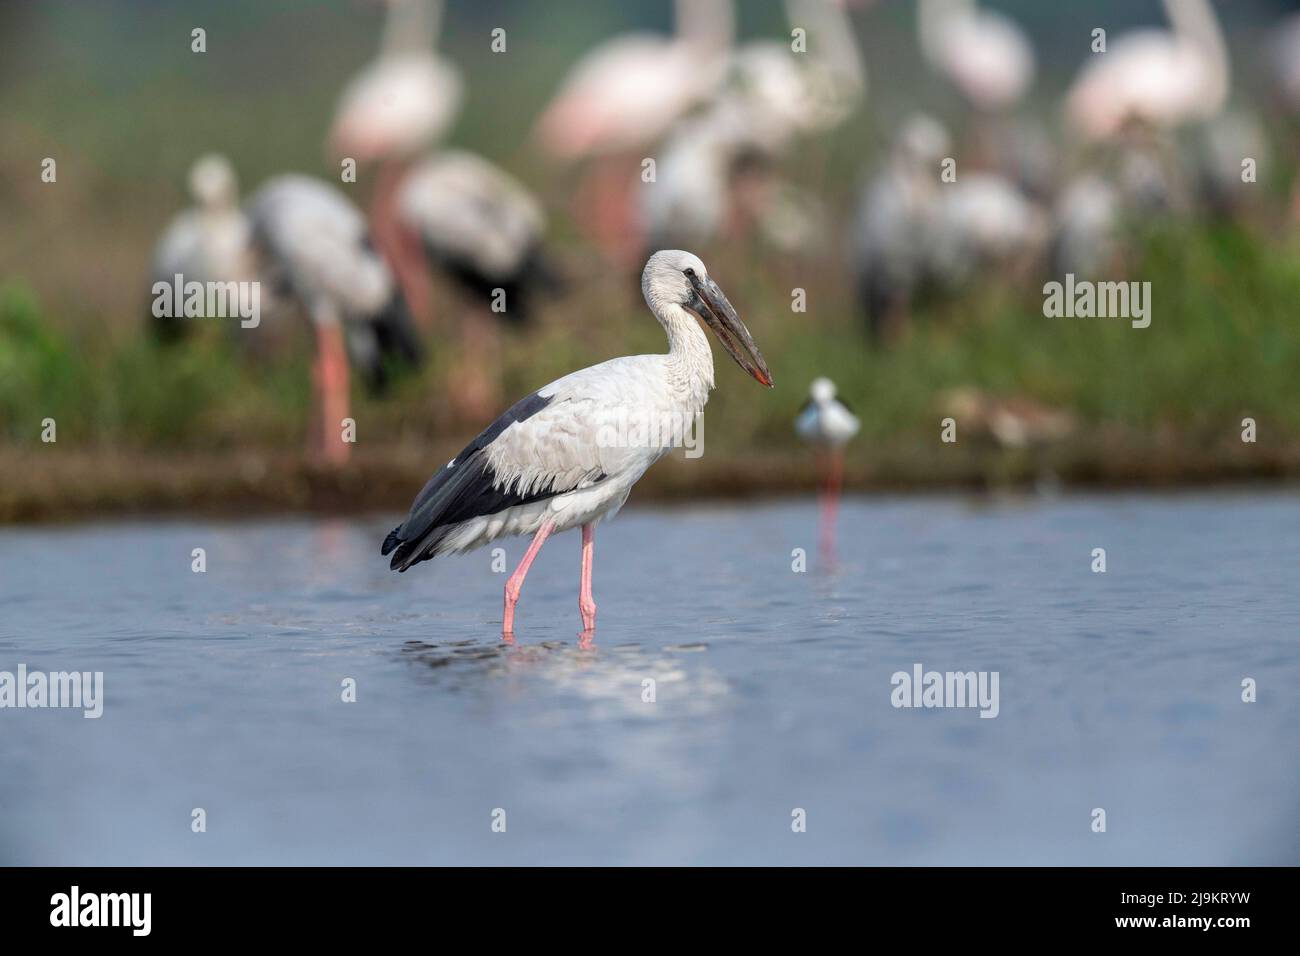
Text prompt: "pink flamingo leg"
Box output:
[[371, 161, 435, 329], [819, 448, 843, 564], [579, 522, 597, 632], [312, 322, 351, 466], [503, 519, 556, 636]]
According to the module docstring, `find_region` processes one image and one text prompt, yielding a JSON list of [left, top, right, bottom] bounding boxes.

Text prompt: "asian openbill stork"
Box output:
[[382, 250, 773, 638], [391, 149, 563, 421], [148, 154, 251, 341], [795, 377, 859, 564], [246, 175, 423, 466]]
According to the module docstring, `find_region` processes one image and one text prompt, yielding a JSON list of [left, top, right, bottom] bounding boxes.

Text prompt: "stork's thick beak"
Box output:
[[687, 273, 774, 388]]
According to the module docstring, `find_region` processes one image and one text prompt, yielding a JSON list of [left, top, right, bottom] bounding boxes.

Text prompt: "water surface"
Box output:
[[1, 493, 1297, 865]]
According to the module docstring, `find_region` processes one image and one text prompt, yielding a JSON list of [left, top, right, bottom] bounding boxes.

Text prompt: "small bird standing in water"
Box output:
[[795, 377, 859, 563], [382, 250, 773, 639]]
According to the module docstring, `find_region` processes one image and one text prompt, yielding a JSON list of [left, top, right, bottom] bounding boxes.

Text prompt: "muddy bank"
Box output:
[[3, 435, 1298, 523]]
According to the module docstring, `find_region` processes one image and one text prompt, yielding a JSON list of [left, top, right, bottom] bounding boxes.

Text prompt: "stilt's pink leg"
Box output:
[[819, 447, 843, 564], [503, 519, 555, 636], [312, 322, 351, 466], [579, 522, 597, 632]]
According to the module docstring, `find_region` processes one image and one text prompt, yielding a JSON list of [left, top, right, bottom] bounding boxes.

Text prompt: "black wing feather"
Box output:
[[382, 391, 556, 572]]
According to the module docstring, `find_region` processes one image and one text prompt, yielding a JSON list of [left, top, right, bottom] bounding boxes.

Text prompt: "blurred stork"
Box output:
[[854, 115, 1045, 344], [854, 115, 949, 342], [391, 149, 563, 419], [246, 175, 423, 466], [795, 377, 859, 563], [329, 0, 462, 317], [533, 0, 734, 262], [637, 97, 759, 252], [724, 0, 867, 154], [639, 0, 865, 252], [148, 154, 251, 341], [382, 250, 773, 638], [1050, 172, 1122, 280]]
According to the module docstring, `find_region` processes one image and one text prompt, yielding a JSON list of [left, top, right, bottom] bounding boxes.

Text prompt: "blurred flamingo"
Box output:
[[917, 0, 1035, 112], [329, 0, 462, 320], [1064, 0, 1227, 143], [533, 0, 734, 262], [639, 0, 866, 253]]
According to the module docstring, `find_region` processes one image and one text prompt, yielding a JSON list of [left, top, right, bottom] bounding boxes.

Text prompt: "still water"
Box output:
[[1, 493, 1296, 865]]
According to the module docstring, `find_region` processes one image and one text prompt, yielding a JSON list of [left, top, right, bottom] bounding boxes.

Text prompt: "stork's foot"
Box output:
[[579, 597, 597, 633], [502, 583, 522, 637]]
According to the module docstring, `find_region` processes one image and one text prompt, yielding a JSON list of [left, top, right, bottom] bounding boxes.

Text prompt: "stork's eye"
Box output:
[[683, 268, 696, 278]]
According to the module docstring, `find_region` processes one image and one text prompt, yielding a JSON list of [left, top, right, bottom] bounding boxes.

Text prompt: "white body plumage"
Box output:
[[384, 250, 772, 572], [796, 378, 859, 449]]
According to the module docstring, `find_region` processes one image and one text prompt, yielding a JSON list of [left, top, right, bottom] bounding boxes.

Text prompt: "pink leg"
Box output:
[[819, 448, 843, 564], [371, 161, 435, 330], [579, 522, 597, 632], [503, 519, 555, 636], [312, 322, 351, 466]]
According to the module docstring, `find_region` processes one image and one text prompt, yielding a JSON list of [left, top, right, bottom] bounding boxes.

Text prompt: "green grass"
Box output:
[[3, 221, 1299, 464]]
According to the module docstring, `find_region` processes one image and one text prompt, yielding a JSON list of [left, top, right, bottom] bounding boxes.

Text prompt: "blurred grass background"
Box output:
[[2, 0, 1300, 518]]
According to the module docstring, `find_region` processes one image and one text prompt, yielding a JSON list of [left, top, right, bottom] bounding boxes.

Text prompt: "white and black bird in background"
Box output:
[[796, 376, 859, 563], [148, 154, 251, 342], [382, 250, 773, 638], [246, 175, 423, 465]]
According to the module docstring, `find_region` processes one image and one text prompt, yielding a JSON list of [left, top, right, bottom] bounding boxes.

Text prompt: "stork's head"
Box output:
[[188, 154, 238, 210], [897, 113, 950, 168], [642, 250, 774, 388]]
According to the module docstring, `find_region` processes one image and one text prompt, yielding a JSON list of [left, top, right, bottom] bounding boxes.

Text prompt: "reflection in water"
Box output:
[[398, 636, 729, 719]]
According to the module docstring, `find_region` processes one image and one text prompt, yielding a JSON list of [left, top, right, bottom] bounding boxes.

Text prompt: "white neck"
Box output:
[[676, 0, 734, 53], [787, 0, 866, 94], [918, 0, 972, 63], [655, 301, 715, 413], [382, 0, 441, 56], [1163, 0, 1228, 101]]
